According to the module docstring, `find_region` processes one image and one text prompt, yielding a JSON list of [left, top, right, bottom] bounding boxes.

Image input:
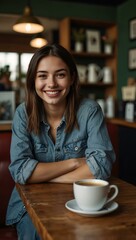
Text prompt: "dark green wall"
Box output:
[[117, 0, 136, 99], [0, 0, 116, 22]]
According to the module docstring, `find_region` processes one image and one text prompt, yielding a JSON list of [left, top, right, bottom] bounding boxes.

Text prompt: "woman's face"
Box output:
[[35, 55, 73, 108]]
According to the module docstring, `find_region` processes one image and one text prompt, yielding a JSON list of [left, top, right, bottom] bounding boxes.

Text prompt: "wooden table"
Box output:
[[16, 178, 136, 240]]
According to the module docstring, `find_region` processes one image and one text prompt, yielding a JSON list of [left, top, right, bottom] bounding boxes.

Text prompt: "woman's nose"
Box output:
[[48, 75, 57, 88]]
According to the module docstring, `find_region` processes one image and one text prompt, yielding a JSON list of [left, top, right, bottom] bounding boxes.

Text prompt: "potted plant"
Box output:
[[72, 28, 85, 52]]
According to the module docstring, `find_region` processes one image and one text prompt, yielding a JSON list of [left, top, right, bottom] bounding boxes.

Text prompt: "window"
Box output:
[[0, 52, 18, 81], [20, 53, 34, 82], [0, 52, 34, 104]]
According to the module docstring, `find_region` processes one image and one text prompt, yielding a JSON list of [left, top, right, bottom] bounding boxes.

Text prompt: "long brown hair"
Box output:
[[25, 43, 80, 135]]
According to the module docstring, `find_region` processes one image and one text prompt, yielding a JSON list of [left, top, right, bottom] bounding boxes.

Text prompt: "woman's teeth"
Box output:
[[46, 91, 60, 95]]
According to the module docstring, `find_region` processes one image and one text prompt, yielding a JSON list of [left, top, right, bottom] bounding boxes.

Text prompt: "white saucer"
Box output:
[[65, 199, 118, 217]]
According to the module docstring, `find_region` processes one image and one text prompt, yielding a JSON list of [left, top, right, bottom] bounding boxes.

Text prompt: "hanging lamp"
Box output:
[[13, 1, 44, 34], [30, 33, 48, 48]]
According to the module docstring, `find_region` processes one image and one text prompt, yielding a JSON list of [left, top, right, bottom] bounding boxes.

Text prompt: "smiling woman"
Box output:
[[6, 43, 115, 240]]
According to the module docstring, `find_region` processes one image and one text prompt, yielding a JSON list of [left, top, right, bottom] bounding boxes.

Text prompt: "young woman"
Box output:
[[6, 43, 115, 239]]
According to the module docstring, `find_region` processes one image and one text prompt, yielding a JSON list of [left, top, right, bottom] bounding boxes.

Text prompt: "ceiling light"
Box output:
[[13, 2, 44, 34], [30, 33, 48, 48]]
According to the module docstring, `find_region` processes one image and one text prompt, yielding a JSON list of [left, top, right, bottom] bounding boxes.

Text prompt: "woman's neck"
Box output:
[[44, 103, 67, 143], [44, 102, 66, 125]]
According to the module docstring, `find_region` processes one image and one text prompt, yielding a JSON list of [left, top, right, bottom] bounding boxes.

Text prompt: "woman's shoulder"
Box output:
[[77, 98, 101, 118], [14, 102, 27, 119], [15, 102, 26, 111], [79, 98, 99, 110], [77, 98, 103, 123]]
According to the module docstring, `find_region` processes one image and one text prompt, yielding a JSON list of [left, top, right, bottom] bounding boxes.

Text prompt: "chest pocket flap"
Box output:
[[34, 143, 48, 153], [64, 139, 87, 154]]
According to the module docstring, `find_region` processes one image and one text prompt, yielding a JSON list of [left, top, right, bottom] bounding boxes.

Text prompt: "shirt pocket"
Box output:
[[34, 143, 48, 161], [64, 139, 87, 158]]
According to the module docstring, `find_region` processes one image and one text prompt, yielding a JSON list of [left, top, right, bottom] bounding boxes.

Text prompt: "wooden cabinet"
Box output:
[[59, 17, 117, 100], [106, 118, 136, 185]]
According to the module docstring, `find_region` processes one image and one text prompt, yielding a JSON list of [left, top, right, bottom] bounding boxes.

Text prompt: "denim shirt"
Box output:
[[6, 98, 115, 225]]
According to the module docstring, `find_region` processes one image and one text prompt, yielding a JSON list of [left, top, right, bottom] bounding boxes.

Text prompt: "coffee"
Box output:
[[77, 181, 106, 187]]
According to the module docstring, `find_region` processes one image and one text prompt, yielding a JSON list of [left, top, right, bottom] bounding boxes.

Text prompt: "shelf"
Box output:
[[71, 51, 114, 58], [106, 118, 136, 128], [80, 82, 114, 87], [63, 17, 115, 28], [59, 17, 117, 99]]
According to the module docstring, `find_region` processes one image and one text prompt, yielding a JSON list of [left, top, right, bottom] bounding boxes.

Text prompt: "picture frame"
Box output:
[[128, 48, 136, 70], [86, 30, 101, 53], [129, 18, 136, 40], [0, 91, 15, 123]]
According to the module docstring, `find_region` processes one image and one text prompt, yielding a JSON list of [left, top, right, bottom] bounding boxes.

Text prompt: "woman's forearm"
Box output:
[[50, 163, 94, 183], [27, 158, 86, 183]]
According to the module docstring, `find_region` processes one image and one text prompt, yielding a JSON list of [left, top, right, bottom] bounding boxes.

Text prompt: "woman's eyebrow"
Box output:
[[36, 70, 47, 73], [55, 68, 67, 73], [36, 69, 67, 73]]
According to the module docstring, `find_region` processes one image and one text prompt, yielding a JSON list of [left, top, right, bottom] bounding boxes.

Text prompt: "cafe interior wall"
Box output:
[[116, 0, 136, 185], [117, 0, 136, 100]]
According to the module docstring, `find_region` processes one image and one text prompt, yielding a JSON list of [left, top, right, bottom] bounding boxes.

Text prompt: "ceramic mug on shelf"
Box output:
[[77, 65, 87, 83], [102, 67, 113, 84], [88, 64, 102, 83], [106, 96, 115, 118]]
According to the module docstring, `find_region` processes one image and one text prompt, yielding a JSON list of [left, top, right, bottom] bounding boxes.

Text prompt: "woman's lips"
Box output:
[[44, 90, 61, 97]]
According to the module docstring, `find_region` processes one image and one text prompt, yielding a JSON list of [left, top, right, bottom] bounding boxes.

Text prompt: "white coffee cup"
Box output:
[[73, 179, 118, 212]]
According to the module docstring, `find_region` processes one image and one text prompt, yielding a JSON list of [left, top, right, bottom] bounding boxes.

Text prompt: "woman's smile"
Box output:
[[44, 90, 61, 97]]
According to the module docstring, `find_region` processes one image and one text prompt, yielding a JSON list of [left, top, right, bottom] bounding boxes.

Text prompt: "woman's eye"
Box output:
[[56, 72, 65, 79], [38, 74, 47, 79]]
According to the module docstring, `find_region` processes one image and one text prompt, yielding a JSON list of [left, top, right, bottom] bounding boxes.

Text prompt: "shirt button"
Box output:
[[75, 146, 78, 151], [56, 147, 60, 151]]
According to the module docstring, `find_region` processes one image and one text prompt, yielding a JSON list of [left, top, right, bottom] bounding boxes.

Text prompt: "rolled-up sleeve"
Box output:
[[9, 104, 38, 184], [85, 103, 115, 179]]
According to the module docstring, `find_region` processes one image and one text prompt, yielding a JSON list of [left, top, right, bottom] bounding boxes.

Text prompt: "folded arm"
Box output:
[[50, 163, 94, 183], [27, 157, 93, 183]]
